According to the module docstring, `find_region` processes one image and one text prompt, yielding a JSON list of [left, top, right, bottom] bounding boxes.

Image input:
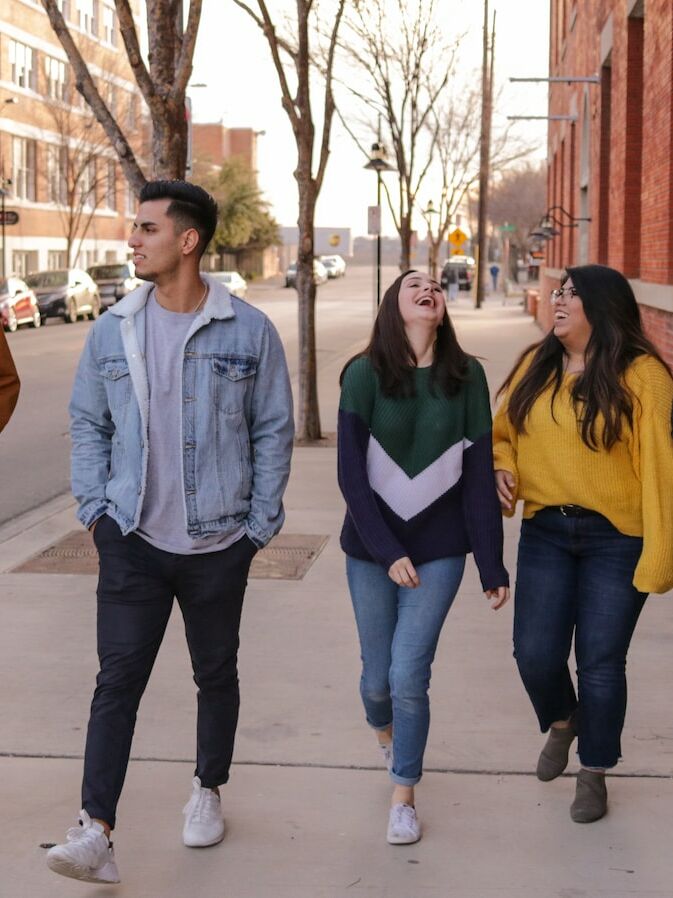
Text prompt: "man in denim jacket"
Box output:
[[47, 181, 294, 884]]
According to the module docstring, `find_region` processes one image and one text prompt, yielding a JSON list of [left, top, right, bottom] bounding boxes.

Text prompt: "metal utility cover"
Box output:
[[13, 532, 328, 580]]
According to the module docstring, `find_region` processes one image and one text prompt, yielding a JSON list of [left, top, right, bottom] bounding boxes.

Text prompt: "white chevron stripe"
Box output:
[[366, 436, 473, 521]]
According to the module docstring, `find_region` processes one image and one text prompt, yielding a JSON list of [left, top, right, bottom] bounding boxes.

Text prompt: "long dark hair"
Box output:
[[499, 264, 671, 449], [340, 270, 469, 397]]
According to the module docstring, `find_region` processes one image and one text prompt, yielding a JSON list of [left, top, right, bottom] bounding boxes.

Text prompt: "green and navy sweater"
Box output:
[[337, 355, 508, 591]]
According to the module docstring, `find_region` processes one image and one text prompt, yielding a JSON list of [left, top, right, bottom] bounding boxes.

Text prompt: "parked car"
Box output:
[[319, 254, 346, 278], [440, 255, 475, 293], [88, 261, 141, 308], [25, 269, 101, 324], [208, 270, 248, 298], [285, 259, 328, 288], [0, 277, 41, 332]]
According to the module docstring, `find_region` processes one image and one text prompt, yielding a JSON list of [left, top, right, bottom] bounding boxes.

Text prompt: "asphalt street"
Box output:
[[0, 264, 389, 526]]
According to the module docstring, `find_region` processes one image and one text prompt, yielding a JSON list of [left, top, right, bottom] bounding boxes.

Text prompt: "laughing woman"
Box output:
[[338, 270, 509, 845], [494, 264, 673, 823]]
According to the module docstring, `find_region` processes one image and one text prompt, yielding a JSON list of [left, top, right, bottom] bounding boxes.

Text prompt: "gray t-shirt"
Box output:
[[137, 292, 245, 554]]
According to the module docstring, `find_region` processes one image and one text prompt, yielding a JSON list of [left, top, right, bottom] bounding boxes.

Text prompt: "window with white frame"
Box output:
[[79, 156, 97, 208], [78, 0, 97, 36], [46, 144, 67, 205], [102, 2, 116, 45], [45, 56, 67, 101], [12, 250, 38, 278], [9, 40, 35, 91], [126, 183, 136, 216], [48, 250, 67, 270], [56, 0, 70, 21], [12, 137, 36, 201], [104, 160, 116, 210]]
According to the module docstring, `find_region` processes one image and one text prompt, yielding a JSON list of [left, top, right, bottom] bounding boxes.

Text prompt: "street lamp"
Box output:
[[364, 142, 394, 307], [422, 200, 440, 277], [1, 97, 19, 279]]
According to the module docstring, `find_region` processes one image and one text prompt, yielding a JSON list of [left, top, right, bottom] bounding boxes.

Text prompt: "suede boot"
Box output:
[[536, 715, 577, 781], [570, 769, 608, 823]]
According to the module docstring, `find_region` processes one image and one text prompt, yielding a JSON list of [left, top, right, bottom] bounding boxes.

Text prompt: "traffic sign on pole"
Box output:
[[449, 227, 468, 247]]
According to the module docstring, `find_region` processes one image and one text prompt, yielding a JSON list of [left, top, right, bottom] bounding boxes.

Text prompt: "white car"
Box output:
[[209, 270, 248, 298], [320, 254, 346, 278]]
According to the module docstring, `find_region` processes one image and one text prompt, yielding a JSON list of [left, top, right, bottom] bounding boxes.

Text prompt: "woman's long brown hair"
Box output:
[[498, 264, 671, 450], [340, 270, 469, 397]]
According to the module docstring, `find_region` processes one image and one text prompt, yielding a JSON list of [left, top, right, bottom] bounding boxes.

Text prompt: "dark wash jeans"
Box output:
[[513, 507, 647, 769], [82, 515, 257, 829]]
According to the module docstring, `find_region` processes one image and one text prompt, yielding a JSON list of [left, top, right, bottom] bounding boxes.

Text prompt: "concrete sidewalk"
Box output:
[[1, 294, 672, 897]]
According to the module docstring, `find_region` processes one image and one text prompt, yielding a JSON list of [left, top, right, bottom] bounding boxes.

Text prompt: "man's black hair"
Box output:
[[138, 179, 219, 258]]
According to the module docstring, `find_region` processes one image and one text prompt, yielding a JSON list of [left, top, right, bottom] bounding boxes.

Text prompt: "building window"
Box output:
[[45, 56, 67, 101], [126, 183, 136, 216], [46, 144, 67, 204], [78, 0, 97, 36], [79, 157, 97, 209], [48, 250, 67, 270], [102, 2, 117, 46], [9, 40, 35, 91], [12, 250, 38, 278], [12, 137, 36, 201], [56, 0, 70, 21], [104, 160, 116, 210]]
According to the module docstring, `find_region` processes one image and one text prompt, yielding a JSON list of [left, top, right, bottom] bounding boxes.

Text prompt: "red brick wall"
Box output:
[[640, 305, 673, 368], [539, 0, 673, 342]]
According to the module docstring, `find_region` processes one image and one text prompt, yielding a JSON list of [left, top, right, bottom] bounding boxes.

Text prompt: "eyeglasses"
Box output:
[[550, 287, 580, 304]]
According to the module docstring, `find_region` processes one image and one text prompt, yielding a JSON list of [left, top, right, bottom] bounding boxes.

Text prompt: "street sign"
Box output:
[[367, 205, 381, 235], [499, 223, 516, 232], [449, 227, 467, 246], [451, 247, 466, 256], [0, 210, 19, 226]]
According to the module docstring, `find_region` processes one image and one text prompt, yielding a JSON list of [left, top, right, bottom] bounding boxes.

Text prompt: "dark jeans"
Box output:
[[82, 515, 257, 829], [513, 507, 647, 769]]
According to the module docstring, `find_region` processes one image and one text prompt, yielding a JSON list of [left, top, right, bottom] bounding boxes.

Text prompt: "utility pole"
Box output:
[[475, 2, 495, 309]]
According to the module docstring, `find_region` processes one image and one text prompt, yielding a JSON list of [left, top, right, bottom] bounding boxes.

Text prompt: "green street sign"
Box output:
[[499, 223, 516, 232]]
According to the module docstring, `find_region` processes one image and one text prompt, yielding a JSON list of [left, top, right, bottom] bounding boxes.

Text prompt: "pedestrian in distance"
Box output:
[[494, 263, 673, 824], [338, 270, 509, 845], [0, 327, 20, 434], [46, 180, 294, 884], [445, 263, 459, 302], [489, 263, 500, 293]]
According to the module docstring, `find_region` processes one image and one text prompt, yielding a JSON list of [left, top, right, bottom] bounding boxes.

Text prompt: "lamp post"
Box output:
[[0, 97, 19, 280], [422, 200, 440, 278], [365, 142, 394, 307]]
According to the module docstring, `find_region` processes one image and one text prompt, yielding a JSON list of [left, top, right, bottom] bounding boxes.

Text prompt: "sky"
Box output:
[[188, 1, 550, 237]]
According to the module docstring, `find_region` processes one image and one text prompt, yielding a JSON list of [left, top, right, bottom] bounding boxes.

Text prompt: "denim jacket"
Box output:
[[69, 275, 294, 547]]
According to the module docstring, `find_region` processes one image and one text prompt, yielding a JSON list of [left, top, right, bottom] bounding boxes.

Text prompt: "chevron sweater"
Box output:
[[338, 355, 508, 591]]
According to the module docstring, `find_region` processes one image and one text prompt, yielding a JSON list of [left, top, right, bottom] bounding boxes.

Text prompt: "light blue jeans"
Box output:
[[346, 555, 466, 786]]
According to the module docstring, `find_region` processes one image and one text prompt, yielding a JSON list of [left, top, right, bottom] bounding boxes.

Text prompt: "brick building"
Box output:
[[0, 0, 146, 278], [541, 0, 673, 364]]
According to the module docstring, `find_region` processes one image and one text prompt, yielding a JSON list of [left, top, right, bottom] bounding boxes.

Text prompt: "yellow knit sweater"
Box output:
[[493, 353, 673, 594]]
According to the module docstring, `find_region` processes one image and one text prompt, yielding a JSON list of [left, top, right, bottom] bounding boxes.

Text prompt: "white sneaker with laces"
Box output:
[[387, 802, 422, 845], [182, 776, 225, 847], [46, 810, 120, 884]]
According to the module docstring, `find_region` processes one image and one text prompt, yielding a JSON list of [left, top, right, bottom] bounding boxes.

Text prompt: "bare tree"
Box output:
[[41, 0, 203, 189], [231, 0, 346, 442], [334, 0, 455, 270], [422, 86, 530, 279], [488, 162, 547, 276]]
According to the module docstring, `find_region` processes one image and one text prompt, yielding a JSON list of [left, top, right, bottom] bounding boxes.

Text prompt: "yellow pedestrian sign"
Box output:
[[449, 227, 468, 247]]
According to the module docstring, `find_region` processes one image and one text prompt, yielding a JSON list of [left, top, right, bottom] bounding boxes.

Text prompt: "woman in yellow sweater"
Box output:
[[494, 264, 673, 823]]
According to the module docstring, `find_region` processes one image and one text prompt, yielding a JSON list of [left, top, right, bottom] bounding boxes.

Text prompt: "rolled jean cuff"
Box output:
[[389, 771, 421, 787], [578, 753, 620, 771], [368, 720, 393, 732]]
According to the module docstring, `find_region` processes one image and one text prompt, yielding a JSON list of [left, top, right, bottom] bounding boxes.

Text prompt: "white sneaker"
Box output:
[[46, 810, 120, 884], [182, 776, 225, 847], [378, 741, 394, 774], [387, 803, 422, 845]]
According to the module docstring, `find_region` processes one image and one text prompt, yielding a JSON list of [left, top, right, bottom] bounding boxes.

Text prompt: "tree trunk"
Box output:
[[428, 240, 440, 280], [151, 98, 188, 179], [295, 159, 321, 442], [399, 214, 412, 271]]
